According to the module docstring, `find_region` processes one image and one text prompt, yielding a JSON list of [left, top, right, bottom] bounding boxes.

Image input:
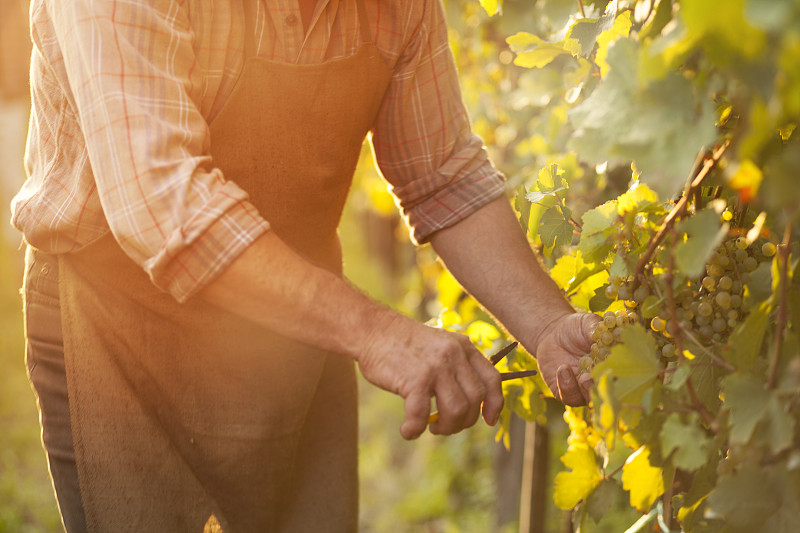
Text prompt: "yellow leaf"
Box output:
[[554, 444, 603, 509], [621, 446, 664, 512], [478, 0, 501, 16], [466, 320, 500, 349], [728, 160, 763, 203]]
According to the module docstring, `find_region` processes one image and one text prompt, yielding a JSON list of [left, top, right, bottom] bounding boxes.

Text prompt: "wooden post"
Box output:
[[519, 421, 550, 533]]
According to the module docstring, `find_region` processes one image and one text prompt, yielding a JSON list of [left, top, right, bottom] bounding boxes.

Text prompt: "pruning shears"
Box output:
[[427, 341, 536, 424]]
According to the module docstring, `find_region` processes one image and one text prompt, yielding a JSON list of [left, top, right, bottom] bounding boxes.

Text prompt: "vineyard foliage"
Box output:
[[440, 0, 800, 531]]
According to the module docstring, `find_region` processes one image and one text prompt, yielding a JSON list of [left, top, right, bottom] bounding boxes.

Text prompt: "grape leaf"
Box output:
[[515, 185, 533, 232], [706, 466, 780, 533], [724, 300, 770, 371], [579, 201, 618, 262], [592, 324, 660, 404], [554, 443, 603, 509], [593, 373, 620, 450], [478, 0, 501, 16], [660, 414, 709, 472], [722, 373, 795, 454], [568, 38, 717, 201], [539, 205, 574, 257], [585, 478, 621, 524], [674, 208, 729, 279], [621, 446, 664, 512]]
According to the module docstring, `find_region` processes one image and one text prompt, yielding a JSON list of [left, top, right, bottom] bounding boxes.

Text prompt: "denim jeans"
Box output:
[[23, 247, 87, 533]]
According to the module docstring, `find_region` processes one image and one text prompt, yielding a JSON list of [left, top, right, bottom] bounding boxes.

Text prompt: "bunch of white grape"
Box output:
[[579, 236, 777, 376], [578, 309, 640, 376]]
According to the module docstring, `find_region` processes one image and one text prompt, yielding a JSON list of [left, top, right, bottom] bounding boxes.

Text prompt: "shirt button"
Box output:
[[285, 14, 298, 26]]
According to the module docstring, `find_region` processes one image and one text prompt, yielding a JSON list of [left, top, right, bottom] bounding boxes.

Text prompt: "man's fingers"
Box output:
[[429, 373, 469, 435], [577, 372, 593, 404], [556, 364, 586, 406], [401, 391, 431, 440], [469, 351, 503, 426]]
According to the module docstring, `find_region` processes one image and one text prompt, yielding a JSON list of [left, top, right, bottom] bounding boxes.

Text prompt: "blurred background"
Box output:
[[0, 1, 638, 532]]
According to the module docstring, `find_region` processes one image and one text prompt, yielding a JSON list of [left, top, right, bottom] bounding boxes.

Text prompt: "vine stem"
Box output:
[[576, 0, 586, 18], [685, 377, 715, 428], [767, 222, 794, 389], [634, 141, 731, 281]]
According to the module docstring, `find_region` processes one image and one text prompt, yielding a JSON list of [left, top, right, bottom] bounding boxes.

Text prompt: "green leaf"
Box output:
[[568, 38, 717, 200], [593, 373, 620, 450], [592, 324, 660, 404], [514, 185, 533, 232], [723, 374, 768, 444], [621, 446, 664, 512], [722, 373, 795, 454], [539, 206, 574, 257], [674, 209, 729, 279], [595, 11, 633, 76], [566, 9, 618, 58], [526, 188, 567, 204], [706, 466, 780, 533], [507, 32, 572, 69], [554, 444, 603, 509], [616, 182, 661, 216], [659, 414, 709, 472], [578, 201, 618, 263], [724, 300, 770, 371], [585, 478, 621, 524]]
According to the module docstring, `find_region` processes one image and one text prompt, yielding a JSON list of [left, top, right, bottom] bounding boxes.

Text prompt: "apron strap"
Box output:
[[243, 0, 260, 59], [355, 0, 373, 45]]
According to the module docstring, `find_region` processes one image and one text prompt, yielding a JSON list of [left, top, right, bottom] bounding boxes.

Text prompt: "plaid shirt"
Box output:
[[12, 0, 505, 302]]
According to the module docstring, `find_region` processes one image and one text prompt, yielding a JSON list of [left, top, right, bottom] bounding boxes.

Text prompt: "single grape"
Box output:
[[618, 284, 633, 301], [651, 316, 666, 332], [722, 209, 734, 222], [730, 294, 743, 309], [707, 264, 724, 278], [662, 343, 676, 358], [715, 291, 732, 309], [579, 355, 594, 372], [727, 309, 739, 320], [699, 325, 714, 338], [605, 285, 619, 299], [735, 237, 748, 250], [613, 327, 624, 342], [603, 312, 617, 328], [734, 248, 748, 263], [762, 242, 777, 257], [626, 312, 640, 323], [633, 285, 650, 303], [702, 276, 716, 291], [712, 317, 727, 333], [731, 280, 743, 295], [742, 256, 758, 272], [718, 275, 733, 291], [698, 301, 714, 317], [695, 314, 711, 326], [600, 331, 614, 346]]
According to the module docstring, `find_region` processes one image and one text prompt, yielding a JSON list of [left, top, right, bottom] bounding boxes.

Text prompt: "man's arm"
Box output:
[[199, 230, 503, 440], [430, 196, 599, 406]]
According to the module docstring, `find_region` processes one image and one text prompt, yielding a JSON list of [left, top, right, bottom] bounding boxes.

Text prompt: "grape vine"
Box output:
[[454, 1, 800, 531]]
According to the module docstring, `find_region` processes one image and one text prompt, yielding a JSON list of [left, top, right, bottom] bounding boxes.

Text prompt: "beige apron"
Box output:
[[58, 1, 391, 530]]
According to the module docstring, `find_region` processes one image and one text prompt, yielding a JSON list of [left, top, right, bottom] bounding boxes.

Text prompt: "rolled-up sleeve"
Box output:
[[41, 0, 268, 302], [371, 0, 506, 244]]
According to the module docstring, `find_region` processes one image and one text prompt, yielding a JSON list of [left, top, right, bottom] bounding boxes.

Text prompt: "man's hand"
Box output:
[[358, 312, 504, 440], [532, 312, 600, 406]]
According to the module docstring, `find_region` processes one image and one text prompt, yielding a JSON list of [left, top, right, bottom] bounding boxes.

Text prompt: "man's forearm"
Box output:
[[198, 230, 389, 360], [429, 196, 575, 353], [197, 229, 505, 438]]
